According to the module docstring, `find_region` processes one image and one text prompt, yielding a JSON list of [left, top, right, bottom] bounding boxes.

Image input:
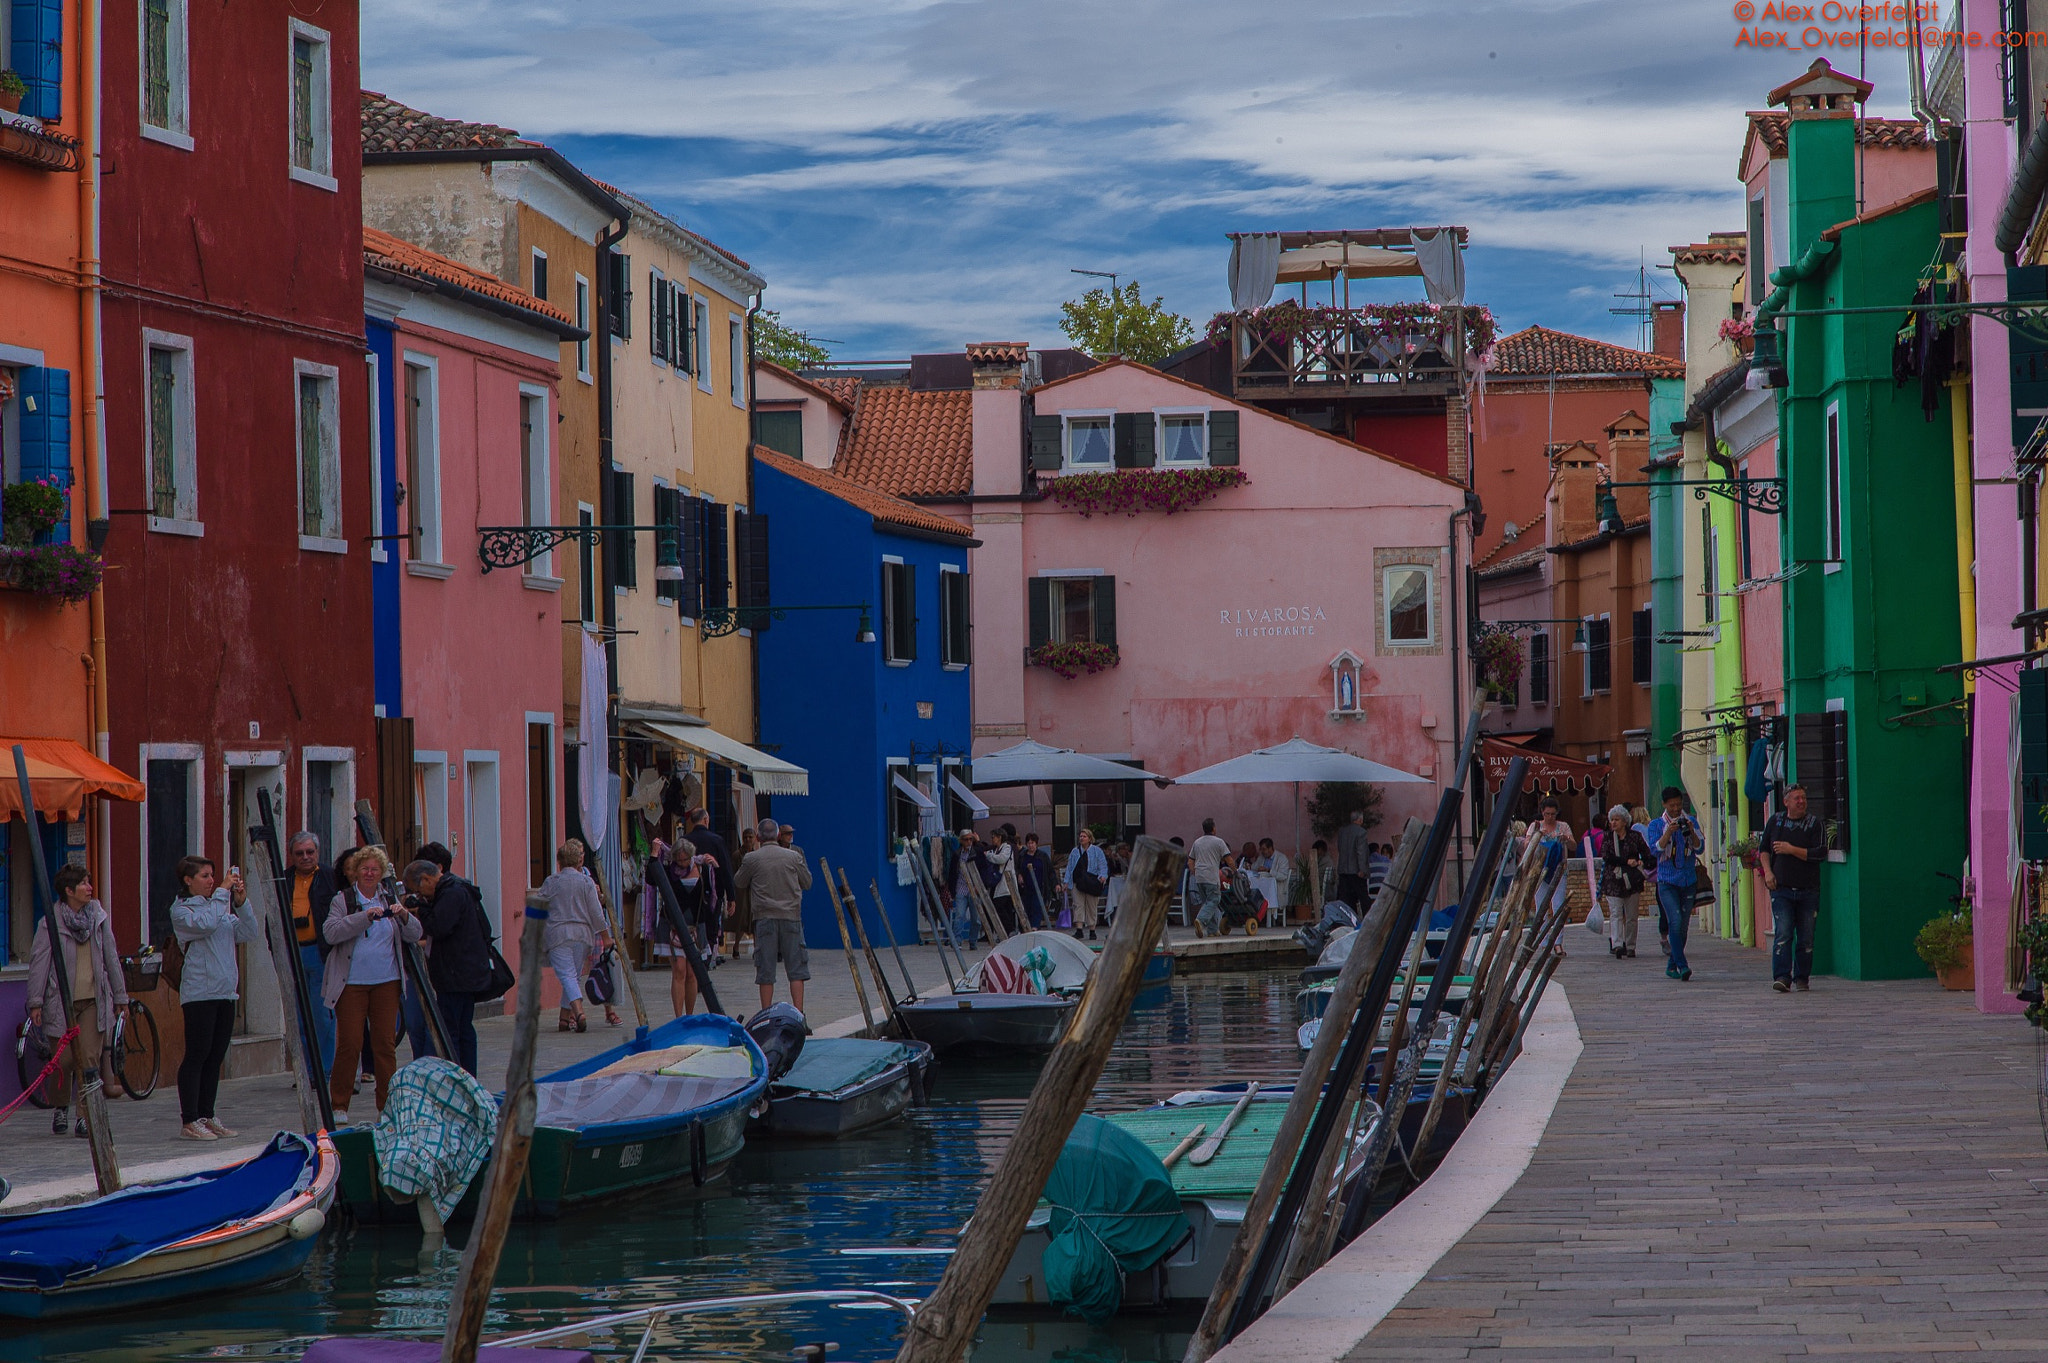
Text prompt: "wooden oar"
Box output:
[[1187, 1083, 1260, 1167], [1162, 1123, 1208, 1170]]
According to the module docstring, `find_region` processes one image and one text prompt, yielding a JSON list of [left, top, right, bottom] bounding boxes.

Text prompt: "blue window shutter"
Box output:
[[11, 0, 64, 121], [17, 366, 73, 544]]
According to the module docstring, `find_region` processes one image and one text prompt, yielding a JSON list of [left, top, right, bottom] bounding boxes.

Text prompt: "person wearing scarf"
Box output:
[[27, 865, 130, 1137]]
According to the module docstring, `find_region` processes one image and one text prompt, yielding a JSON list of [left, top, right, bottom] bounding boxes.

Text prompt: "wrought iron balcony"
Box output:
[[0, 115, 80, 173], [1218, 302, 1483, 400]]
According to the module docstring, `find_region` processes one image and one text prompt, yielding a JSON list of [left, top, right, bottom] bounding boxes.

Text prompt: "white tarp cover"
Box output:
[[970, 740, 1164, 786], [642, 720, 810, 796], [1228, 232, 1283, 310], [1173, 736, 1429, 786]]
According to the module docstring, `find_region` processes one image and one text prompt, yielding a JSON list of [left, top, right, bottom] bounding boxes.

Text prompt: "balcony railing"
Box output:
[[0, 114, 80, 173], [1214, 302, 1490, 399]]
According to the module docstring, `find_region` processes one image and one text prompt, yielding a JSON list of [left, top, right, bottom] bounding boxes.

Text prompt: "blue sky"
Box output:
[[361, 0, 1924, 359]]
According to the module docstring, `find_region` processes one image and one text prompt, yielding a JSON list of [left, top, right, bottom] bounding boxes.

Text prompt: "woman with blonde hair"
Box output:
[[323, 846, 419, 1122], [537, 838, 614, 1032]]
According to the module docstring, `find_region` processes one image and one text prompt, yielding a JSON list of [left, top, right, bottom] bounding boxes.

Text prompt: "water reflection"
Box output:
[[6, 970, 1304, 1363]]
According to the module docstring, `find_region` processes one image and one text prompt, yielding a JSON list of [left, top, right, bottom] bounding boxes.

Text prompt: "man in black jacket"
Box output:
[[403, 859, 491, 1075], [287, 832, 340, 1070], [684, 808, 734, 964]]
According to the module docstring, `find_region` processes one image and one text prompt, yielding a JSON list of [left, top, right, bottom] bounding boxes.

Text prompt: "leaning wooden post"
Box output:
[[893, 835, 1185, 1363], [13, 746, 121, 1195], [868, 877, 924, 1001], [590, 862, 650, 1034], [840, 868, 907, 1030], [821, 859, 878, 1035], [253, 787, 331, 1134], [442, 896, 549, 1363]]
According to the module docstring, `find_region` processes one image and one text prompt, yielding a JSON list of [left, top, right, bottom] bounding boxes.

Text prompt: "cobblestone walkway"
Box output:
[[1350, 931, 2048, 1361]]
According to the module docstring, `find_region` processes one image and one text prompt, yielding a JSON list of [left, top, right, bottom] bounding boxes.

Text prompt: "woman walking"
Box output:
[[1064, 827, 1109, 942], [538, 839, 615, 1032], [1599, 805, 1650, 959], [27, 866, 128, 1136], [322, 847, 420, 1122], [1532, 798, 1575, 922], [171, 856, 259, 1141]]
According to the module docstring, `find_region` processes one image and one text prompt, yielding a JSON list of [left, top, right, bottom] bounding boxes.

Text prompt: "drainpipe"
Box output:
[[746, 290, 762, 746], [595, 216, 627, 843], [1949, 376, 1977, 694], [77, 0, 111, 912]]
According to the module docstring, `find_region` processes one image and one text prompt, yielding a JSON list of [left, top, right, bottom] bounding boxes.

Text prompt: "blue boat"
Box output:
[[0, 1131, 337, 1321]]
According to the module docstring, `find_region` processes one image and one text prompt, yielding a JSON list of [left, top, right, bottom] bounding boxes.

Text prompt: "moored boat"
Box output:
[[894, 991, 1076, 1054], [0, 1131, 337, 1321], [756, 1037, 935, 1138]]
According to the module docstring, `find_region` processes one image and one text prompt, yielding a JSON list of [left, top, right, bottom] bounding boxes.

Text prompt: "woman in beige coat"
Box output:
[[27, 865, 129, 1137], [322, 846, 421, 1121]]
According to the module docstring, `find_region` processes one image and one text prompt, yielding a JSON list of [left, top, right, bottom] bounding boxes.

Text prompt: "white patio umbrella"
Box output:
[[1173, 737, 1429, 871], [970, 740, 1166, 787]]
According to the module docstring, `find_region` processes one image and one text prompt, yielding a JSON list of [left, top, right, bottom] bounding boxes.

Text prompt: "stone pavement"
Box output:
[[1347, 930, 2048, 1362]]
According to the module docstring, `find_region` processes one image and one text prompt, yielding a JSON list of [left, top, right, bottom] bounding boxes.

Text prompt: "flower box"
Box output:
[[1027, 641, 1120, 679], [1044, 467, 1247, 517]]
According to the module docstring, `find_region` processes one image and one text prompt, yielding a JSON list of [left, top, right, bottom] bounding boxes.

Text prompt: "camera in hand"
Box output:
[[401, 892, 428, 910]]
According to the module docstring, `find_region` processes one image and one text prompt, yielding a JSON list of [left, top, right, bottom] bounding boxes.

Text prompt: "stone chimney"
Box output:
[[1605, 411, 1652, 522], [1768, 59, 1868, 249], [1652, 300, 1684, 361], [966, 341, 1028, 390], [1550, 441, 1602, 545]]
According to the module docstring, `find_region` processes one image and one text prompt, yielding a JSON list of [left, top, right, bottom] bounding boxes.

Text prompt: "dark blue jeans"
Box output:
[[298, 943, 335, 1072], [1655, 881, 1692, 974], [436, 990, 479, 1077], [1770, 888, 1819, 983], [401, 979, 435, 1062]]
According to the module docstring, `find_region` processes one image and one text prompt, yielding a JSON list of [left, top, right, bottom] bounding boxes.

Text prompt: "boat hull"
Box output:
[[894, 994, 1075, 1054], [760, 1044, 934, 1139]]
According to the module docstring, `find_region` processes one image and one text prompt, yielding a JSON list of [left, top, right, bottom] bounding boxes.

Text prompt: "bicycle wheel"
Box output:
[[117, 1002, 161, 1101], [14, 1023, 55, 1110]]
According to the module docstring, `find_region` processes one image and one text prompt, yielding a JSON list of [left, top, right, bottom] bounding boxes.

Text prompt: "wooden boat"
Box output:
[[0, 1131, 337, 1321], [333, 1014, 769, 1222], [755, 1037, 934, 1138], [1296, 975, 1470, 1024], [894, 991, 1076, 1055], [1300, 929, 1449, 986], [988, 1087, 1383, 1311]]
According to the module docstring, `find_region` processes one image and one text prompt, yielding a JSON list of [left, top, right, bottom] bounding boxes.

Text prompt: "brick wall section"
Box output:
[[1446, 391, 1469, 484]]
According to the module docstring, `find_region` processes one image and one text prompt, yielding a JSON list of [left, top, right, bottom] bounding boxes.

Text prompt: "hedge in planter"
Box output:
[[0, 544, 104, 603], [1027, 641, 1119, 679], [1912, 907, 1972, 975]]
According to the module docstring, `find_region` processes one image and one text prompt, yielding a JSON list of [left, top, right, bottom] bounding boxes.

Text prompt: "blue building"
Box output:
[[753, 448, 976, 947]]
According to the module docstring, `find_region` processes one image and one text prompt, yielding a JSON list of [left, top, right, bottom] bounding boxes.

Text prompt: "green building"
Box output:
[[1753, 63, 1967, 979]]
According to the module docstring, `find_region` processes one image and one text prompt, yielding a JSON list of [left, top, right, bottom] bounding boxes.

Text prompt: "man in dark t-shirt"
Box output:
[[1760, 784, 1827, 992]]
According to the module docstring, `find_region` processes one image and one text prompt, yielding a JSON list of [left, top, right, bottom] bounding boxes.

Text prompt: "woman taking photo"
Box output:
[[27, 866, 128, 1136], [171, 856, 259, 1142], [538, 839, 615, 1033], [322, 847, 420, 1122], [1599, 805, 1650, 959]]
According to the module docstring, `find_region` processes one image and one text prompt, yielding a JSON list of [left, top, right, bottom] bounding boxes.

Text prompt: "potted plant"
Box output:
[[0, 71, 27, 116], [1913, 907, 1974, 991], [2, 478, 68, 546], [1719, 315, 1756, 356], [1724, 833, 1761, 871]]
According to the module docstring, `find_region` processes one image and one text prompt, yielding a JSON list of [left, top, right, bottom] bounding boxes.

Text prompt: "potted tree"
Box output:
[[1913, 907, 1974, 991], [0, 70, 27, 116]]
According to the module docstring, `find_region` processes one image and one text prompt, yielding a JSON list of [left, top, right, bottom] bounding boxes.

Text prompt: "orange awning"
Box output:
[[0, 738, 146, 822], [1481, 735, 1611, 794]]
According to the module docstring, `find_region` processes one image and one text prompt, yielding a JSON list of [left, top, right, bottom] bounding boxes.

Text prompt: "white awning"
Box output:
[[641, 721, 809, 796], [891, 771, 936, 810], [946, 774, 990, 817]]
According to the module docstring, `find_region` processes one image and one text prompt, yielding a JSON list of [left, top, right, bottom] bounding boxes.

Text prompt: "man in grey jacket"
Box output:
[[1335, 809, 1372, 908], [734, 819, 813, 1013]]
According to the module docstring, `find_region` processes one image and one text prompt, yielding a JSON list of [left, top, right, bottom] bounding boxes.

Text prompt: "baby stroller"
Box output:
[[1218, 865, 1267, 936]]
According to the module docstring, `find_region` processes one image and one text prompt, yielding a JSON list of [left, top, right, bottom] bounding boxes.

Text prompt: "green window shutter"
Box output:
[[706, 502, 730, 612], [1028, 576, 1051, 650], [1208, 409, 1240, 465], [739, 510, 770, 628], [1029, 414, 1063, 471], [609, 469, 637, 590], [1051, 781, 1076, 856], [1114, 412, 1138, 468], [680, 495, 705, 615], [2019, 670, 2048, 860], [678, 285, 694, 374], [1093, 575, 1117, 646], [757, 409, 802, 458]]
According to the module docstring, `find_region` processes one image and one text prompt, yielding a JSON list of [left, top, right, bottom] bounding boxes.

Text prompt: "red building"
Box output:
[[97, 0, 372, 1063]]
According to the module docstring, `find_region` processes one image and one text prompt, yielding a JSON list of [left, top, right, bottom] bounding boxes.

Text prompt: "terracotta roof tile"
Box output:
[[360, 91, 532, 154], [1820, 185, 1939, 241], [1744, 110, 1930, 160], [832, 387, 975, 498], [965, 341, 1028, 364], [811, 375, 864, 408], [1476, 538, 1547, 577], [363, 225, 575, 330], [1671, 235, 1747, 266], [756, 447, 976, 542], [1490, 326, 1685, 379]]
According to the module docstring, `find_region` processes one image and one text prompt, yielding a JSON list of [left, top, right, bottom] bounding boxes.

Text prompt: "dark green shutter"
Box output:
[[1208, 409, 1240, 465], [1029, 414, 1063, 471], [1113, 412, 1155, 468], [706, 502, 730, 612], [756, 409, 802, 458], [610, 469, 637, 589], [737, 510, 770, 629], [1093, 575, 1117, 646], [678, 284, 695, 374], [652, 486, 676, 603], [1028, 576, 1051, 650], [2019, 670, 2048, 860], [2012, 266, 2048, 450], [1052, 781, 1076, 856], [680, 495, 704, 614]]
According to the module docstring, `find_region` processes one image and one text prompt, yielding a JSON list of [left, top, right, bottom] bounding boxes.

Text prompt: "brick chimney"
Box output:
[[1550, 441, 1602, 545], [1605, 411, 1652, 522], [966, 341, 1028, 390], [1652, 300, 1684, 361]]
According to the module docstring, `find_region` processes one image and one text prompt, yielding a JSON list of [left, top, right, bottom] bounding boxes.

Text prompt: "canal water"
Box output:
[[4, 969, 1311, 1363]]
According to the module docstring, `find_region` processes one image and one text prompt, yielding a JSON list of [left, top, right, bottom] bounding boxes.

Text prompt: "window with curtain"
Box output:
[[1065, 415, 1112, 469], [1158, 412, 1209, 465]]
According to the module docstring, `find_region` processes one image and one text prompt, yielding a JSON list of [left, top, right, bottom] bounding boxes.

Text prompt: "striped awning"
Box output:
[[639, 722, 809, 796]]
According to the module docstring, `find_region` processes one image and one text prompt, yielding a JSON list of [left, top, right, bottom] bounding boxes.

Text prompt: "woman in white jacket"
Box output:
[[170, 855, 257, 1142], [322, 846, 421, 1122]]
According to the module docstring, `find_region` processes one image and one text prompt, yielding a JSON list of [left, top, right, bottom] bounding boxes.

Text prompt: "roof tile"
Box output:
[[756, 447, 975, 542], [1489, 326, 1685, 379], [361, 90, 531, 155], [832, 387, 975, 498], [363, 225, 574, 330], [1744, 110, 1930, 159]]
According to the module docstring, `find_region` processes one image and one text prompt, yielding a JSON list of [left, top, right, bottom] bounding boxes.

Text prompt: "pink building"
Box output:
[[364, 228, 579, 979], [765, 344, 1470, 865]]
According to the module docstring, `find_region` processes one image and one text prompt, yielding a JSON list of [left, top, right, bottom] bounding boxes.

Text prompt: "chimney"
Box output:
[[1550, 441, 1602, 545], [1652, 300, 1684, 361], [1767, 59, 1868, 249], [966, 341, 1028, 390], [1604, 412, 1652, 522]]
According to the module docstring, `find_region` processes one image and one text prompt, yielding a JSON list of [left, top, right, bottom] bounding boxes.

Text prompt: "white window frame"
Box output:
[[1529, 628, 1550, 708], [142, 328, 201, 535], [574, 274, 592, 383], [300, 747, 355, 862], [881, 554, 912, 667], [694, 296, 712, 393], [939, 562, 968, 670], [1154, 406, 1211, 467], [518, 383, 556, 585], [1048, 576, 1097, 645], [1061, 409, 1116, 472], [529, 247, 548, 303], [138, 0, 192, 150], [294, 358, 345, 552], [365, 353, 387, 562], [1581, 615, 1596, 697], [136, 742, 204, 933], [1380, 563, 1436, 648], [286, 18, 335, 191], [730, 315, 746, 407], [1823, 400, 1843, 573], [402, 351, 445, 570], [462, 752, 503, 932], [413, 750, 450, 853], [577, 500, 597, 624]]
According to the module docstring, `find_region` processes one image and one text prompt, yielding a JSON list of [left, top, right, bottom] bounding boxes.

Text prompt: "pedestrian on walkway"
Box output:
[[683, 808, 734, 966], [537, 839, 614, 1031], [661, 837, 722, 1016], [285, 831, 339, 1072], [735, 819, 812, 1013], [1599, 805, 1650, 959], [28, 866, 127, 1138], [1189, 819, 1232, 937], [1646, 787, 1703, 981], [1761, 784, 1826, 992], [1533, 798, 1576, 922], [985, 826, 1020, 935], [1065, 827, 1110, 940], [951, 829, 986, 943], [171, 856, 258, 1140], [403, 859, 491, 1076], [322, 846, 419, 1122], [728, 826, 760, 957], [1336, 810, 1371, 908], [1017, 833, 1052, 929]]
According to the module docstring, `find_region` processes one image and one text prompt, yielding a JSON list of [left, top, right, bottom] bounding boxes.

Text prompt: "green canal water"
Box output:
[[7, 968, 1316, 1363]]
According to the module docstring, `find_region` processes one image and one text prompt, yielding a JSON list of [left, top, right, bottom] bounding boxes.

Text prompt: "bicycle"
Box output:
[[11, 998, 159, 1105], [13, 1019, 54, 1110]]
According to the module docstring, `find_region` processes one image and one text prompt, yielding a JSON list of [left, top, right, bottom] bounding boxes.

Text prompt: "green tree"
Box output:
[[1059, 281, 1194, 365], [1305, 782, 1384, 842], [754, 309, 830, 370]]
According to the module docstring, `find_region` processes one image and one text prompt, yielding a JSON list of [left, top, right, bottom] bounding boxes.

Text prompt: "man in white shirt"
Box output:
[[1189, 818, 1233, 938]]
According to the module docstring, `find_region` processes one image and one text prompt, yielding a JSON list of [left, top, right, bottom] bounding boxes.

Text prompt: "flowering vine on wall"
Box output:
[[1205, 300, 1499, 361], [0, 544, 103, 603], [1045, 467, 1248, 518], [1027, 641, 1120, 679], [1471, 625, 1523, 699]]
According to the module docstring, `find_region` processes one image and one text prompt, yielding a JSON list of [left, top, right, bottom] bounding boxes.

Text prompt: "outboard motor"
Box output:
[[744, 1001, 807, 1083], [1294, 898, 1361, 956]]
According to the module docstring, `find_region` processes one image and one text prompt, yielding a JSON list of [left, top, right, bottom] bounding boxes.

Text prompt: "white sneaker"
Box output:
[[332, 1109, 352, 1127]]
